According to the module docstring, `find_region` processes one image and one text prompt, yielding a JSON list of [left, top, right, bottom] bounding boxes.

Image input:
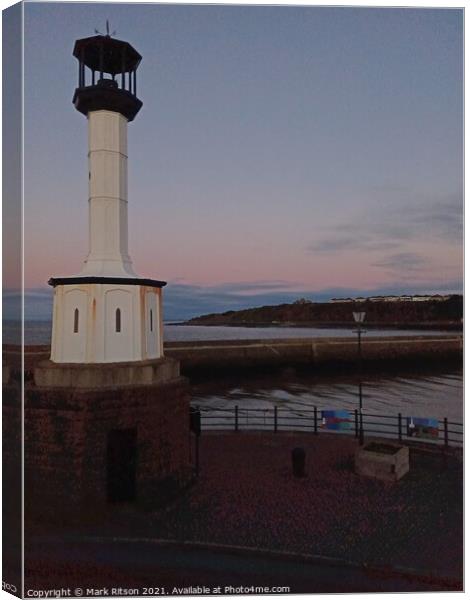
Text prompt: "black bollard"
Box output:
[[292, 447, 306, 477], [190, 406, 201, 437], [189, 406, 201, 476]]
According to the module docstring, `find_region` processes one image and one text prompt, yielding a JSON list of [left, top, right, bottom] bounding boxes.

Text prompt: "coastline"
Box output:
[[178, 321, 462, 331]]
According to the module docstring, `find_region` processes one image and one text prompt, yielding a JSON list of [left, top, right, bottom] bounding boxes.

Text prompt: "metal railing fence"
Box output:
[[195, 405, 463, 448]]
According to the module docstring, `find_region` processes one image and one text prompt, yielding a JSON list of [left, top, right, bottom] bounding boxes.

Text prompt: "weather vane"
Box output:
[[94, 19, 116, 37]]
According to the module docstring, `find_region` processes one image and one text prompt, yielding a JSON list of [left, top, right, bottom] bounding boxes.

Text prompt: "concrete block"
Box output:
[[355, 442, 409, 482]]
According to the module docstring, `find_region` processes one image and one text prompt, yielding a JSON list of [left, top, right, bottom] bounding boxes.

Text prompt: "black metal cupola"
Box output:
[[72, 30, 143, 122]]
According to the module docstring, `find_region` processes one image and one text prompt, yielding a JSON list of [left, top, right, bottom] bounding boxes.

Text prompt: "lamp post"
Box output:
[[353, 311, 366, 445]]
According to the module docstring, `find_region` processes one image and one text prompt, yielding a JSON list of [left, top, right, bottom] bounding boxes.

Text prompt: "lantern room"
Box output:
[[72, 33, 143, 121]]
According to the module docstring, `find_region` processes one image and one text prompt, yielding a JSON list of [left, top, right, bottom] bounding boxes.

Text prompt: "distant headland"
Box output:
[[185, 294, 463, 329]]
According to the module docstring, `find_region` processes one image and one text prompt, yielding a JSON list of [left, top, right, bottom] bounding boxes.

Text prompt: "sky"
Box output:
[[10, 3, 464, 319]]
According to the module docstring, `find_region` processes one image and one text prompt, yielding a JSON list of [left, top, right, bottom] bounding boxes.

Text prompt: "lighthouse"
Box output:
[[30, 30, 191, 514], [49, 30, 165, 363]]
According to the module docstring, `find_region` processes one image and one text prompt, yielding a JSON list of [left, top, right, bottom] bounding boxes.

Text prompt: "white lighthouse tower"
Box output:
[[49, 31, 165, 364], [30, 28, 190, 513]]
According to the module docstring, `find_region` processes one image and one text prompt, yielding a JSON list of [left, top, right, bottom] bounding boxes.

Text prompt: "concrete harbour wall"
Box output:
[[164, 335, 462, 373], [3, 334, 463, 378]]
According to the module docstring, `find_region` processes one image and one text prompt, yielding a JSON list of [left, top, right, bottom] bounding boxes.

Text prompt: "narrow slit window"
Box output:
[[150, 309, 153, 332], [116, 308, 121, 333], [73, 308, 79, 333]]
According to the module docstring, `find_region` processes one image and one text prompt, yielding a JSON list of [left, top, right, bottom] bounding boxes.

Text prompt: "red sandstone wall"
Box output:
[[24, 377, 191, 524]]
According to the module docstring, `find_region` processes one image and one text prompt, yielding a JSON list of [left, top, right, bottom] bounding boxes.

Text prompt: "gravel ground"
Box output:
[[25, 432, 462, 592], [98, 432, 462, 581]]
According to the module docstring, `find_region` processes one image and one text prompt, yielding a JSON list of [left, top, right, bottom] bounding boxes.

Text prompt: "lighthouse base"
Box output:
[[26, 360, 191, 524], [34, 356, 180, 388]]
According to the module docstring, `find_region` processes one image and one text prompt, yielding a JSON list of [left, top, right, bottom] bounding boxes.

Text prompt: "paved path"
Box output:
[[26, 537, 459, 594]]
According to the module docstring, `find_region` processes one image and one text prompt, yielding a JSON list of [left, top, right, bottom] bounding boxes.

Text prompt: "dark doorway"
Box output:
[[106, 429, 137, 503]]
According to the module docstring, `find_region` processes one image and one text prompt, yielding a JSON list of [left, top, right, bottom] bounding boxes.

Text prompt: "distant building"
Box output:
[[412, 294, 451, 302], [329, 294, 452, 304]]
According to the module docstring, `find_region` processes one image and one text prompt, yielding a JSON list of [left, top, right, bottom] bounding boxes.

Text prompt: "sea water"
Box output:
[[8, 320, 463, 424]]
